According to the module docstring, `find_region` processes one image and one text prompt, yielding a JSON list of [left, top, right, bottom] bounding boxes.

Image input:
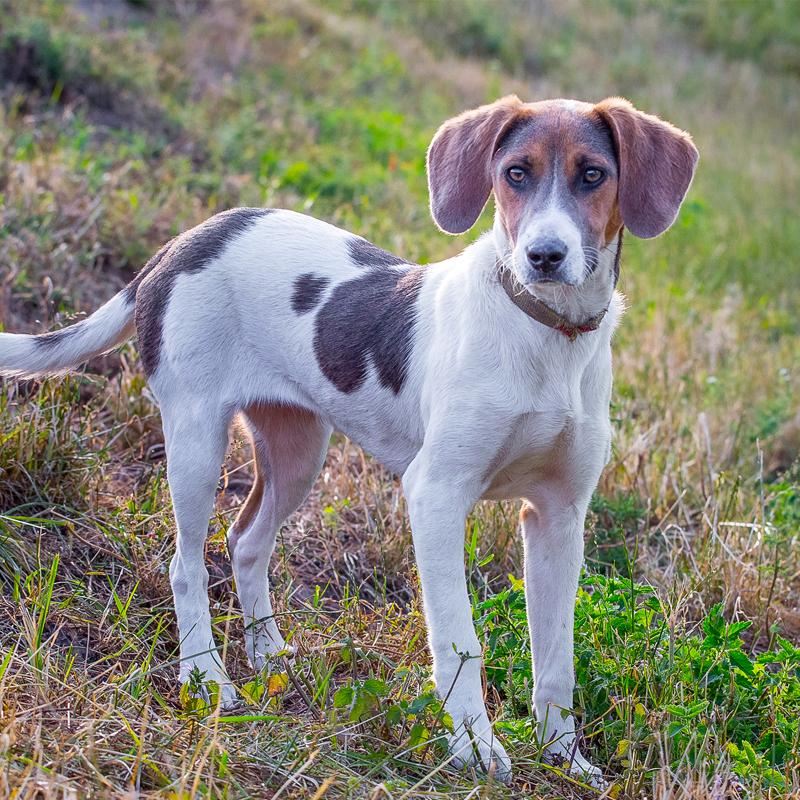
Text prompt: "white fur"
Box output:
[[0, 290, 135, 377], [513, 205, 585, 285], [0, 206, 621, 787]]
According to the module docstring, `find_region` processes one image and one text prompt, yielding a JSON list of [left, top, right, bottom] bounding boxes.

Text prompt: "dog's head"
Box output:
[[427, 96, 698, 287]]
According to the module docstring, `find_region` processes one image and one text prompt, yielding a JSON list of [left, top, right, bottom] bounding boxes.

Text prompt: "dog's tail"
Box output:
[[0, 288, 136, 379]]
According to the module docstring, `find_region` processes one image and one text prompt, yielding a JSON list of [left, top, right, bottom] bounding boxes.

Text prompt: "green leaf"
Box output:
[[333, 686, 353, 708], [728, 620, 752, 638], [742, 740, 758, 768], [240, 679, 265, 705], [407, 694, 436, 716], [729, 649, 755, 676], [684, 700, 708, 718], [350, 691, 374, 721], [408, 722, 430, 748], [363, 678, 389, 696]]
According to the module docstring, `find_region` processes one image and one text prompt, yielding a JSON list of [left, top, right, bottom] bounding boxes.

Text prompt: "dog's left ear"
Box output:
[[595, 97, 699, 239], [427, 95, 524, 234]]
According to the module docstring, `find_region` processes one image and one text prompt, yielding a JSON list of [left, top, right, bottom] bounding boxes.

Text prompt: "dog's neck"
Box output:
[[490, 217, 620, 329]]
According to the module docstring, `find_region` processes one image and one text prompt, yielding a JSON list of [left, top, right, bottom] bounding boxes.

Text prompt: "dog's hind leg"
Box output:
[[161, 397, 237, 706], [228, 403, 331, 671]]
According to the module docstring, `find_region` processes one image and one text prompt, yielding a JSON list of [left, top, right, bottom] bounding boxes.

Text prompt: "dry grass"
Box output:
[[1, 0, 799, 797]]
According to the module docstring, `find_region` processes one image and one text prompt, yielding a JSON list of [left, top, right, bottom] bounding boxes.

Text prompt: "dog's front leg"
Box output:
[[520, 493, 605, 787], [403, 453, 511, 782]]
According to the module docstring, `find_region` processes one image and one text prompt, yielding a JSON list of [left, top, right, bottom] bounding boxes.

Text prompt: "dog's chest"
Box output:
[[481, 406, 603, 501]]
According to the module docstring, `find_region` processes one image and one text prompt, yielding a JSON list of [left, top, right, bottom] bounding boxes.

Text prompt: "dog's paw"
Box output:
[[447, 721, 512, 784], [181, 678, 239, 710], [577, 762, 608, 790], [544, 743, 606, 789], [180, 658, 238, 710]]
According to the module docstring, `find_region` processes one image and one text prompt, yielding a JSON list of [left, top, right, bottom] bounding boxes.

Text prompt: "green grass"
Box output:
[[479, 576, 800, 796], [1, 0, 799, 797]]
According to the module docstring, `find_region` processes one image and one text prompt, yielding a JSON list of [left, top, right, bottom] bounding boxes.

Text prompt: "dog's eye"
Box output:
[[583, 168, 604, 185], [507, 167, 526, 183]]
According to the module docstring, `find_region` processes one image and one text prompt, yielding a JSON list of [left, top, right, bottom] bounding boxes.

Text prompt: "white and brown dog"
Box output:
[[0, 96, 697, 784]]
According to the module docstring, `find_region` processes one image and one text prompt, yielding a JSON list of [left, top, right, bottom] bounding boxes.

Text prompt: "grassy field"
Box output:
[[1, 0, 799, 797]]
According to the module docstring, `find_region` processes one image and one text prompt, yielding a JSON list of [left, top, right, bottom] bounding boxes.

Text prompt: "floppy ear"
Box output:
[[427, 95, 524, 234], [595, 97, 699, 239]]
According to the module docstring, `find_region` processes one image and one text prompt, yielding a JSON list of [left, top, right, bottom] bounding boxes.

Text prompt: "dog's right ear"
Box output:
[[427, 95, 524, 235]]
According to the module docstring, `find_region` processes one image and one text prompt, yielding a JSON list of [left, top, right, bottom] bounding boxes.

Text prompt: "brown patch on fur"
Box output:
[[604, 202, 624, 246], [314, 260, 425, 395], [520, 502, 536, 525], [493, 165, 530, 249], [348, 237, 409, 267], [241, 403, 320, 448], [229, 403, 321, 537], [33, 320, 85, 349], [230, 455, 265, 535], [133, 208, 272, 375], [291, 273, 330, 315]]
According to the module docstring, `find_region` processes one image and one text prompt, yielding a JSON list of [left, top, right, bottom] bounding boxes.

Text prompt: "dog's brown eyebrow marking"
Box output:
[[348, 236, 409, 267], [314, 257, 425, 395], [132, 208, 273, 375], [291, 273, 330, 315]]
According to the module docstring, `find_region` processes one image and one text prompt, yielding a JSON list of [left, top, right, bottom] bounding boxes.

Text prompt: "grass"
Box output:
[[1, 0, 799, 797]]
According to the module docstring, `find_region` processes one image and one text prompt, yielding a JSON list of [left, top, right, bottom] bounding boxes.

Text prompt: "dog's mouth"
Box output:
[[526, 276, 581, 287], [507, 249, 587, 291], [520, 270, 586, 292]]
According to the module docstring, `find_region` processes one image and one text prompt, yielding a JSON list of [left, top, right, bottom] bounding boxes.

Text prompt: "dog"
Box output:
[[0, 96, 698, 785]]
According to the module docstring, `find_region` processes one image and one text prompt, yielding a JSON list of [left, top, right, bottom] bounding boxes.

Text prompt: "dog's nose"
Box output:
[[526, 240, 567, 272]]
